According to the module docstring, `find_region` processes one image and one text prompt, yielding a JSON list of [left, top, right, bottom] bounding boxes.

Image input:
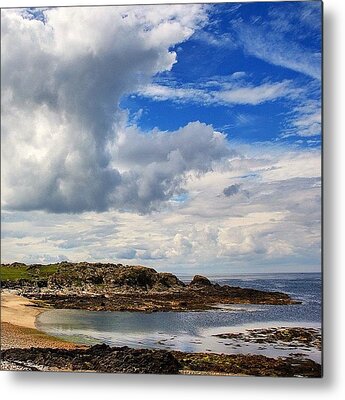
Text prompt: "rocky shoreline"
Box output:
[[213, 327, 322, 352], [1, 343, 321, 377], [1, 262, 300, 312], [1, 262, 321, 377]]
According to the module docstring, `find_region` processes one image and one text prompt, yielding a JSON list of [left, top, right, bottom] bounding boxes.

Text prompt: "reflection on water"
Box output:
[[36, 273, 322, 362]]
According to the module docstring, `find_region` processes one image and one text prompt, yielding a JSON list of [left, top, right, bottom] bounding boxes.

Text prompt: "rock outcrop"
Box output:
[[190, 275, 212, 287], [213, 327, 322, 351], [1, 344, 321, 377], [47, 263, 185, 292], [2, 344, 181, 374], [2, 262, 300, 311]]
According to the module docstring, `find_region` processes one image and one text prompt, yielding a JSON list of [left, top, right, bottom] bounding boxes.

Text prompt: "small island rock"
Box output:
[[190, 275, 212, 287]]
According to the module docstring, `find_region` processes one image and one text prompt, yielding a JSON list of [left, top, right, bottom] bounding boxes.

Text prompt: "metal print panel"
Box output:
[[0, 1, 322, 377]]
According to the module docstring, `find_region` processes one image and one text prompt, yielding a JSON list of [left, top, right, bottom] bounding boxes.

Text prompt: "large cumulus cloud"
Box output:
[[108, 120, 231, 213], [1, 6, 231, 214]]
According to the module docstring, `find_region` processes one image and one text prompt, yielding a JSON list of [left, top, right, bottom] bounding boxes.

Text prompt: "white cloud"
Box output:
[[137, 79, 295, 106], [287, 99, 322, 138], [215, 80, 293, 105], [107, 120, 231, 213], [2, 6, 228, 214], [136, 83, 210, 103], [1, 143, 321, 272]]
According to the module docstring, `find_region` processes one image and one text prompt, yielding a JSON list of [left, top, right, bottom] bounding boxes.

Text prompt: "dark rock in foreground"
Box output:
[[1, 344, 321, 377], [1, 262, 300, 311], [2, 344, 180, 374], [174, 351, 321, 377]]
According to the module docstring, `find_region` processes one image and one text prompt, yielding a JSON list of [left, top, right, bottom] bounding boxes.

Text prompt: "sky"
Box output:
[[1, 2, 322, 274]]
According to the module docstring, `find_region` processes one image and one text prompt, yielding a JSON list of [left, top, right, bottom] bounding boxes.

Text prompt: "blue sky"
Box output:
[[122, 1, 321, 146], [1, 2, 322, 273]]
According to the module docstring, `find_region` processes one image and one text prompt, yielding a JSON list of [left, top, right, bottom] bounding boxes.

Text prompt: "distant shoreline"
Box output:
[[176, 271, 322, 280]]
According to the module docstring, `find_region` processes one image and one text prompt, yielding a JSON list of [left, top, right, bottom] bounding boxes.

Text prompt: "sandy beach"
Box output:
[[1, 291, 46, 329], [1, 290, 82, 351]]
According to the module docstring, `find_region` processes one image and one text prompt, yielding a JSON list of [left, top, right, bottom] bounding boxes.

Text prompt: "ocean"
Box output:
[[36, 272, 322, 362]]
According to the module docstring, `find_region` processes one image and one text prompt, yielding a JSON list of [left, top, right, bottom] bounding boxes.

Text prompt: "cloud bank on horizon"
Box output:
[[1, 2, 322, 273]]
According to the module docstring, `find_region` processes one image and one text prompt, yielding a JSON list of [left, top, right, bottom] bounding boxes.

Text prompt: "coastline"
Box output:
[[1, 268, 322, 376], [1, 290, 84, 352], [0, 289, 322, 376], [1, 291, 46, 330]]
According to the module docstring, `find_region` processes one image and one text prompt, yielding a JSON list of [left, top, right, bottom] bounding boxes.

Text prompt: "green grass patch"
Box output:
[[0, 263, 59, 281], [0, 265, 31, 281]]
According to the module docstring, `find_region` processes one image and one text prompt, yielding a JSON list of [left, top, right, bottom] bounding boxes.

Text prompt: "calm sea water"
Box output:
[[36, 273, 322, 361]]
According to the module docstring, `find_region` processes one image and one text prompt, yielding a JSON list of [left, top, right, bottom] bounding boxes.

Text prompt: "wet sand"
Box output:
[[1, 291, 47, 329], [1, 291, 83, 351], [1, 290, 85, 371], [1, 321, 84, 350]]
